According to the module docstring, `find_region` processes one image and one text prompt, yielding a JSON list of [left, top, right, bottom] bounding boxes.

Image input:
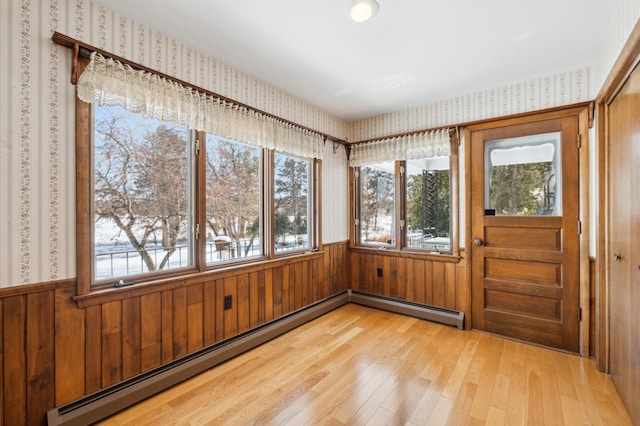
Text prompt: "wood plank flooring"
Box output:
[[99, 304, 631, 425]]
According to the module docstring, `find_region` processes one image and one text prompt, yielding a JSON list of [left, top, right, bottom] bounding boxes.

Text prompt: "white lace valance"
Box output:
[[349, 129, 451, 167], [77, 52, 324, 159]]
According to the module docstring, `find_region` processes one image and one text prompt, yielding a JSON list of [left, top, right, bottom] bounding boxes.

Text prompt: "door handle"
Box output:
[[474, 238, 484, 246], [613, 253, 621, 262]]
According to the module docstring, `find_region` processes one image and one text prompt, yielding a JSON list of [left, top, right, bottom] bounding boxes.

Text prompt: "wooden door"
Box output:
[[608, 62, 640, 423], [470, 114, 580, 352]]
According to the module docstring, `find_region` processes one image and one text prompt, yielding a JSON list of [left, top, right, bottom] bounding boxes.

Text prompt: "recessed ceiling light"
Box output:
[[349, 0, 379, 23]]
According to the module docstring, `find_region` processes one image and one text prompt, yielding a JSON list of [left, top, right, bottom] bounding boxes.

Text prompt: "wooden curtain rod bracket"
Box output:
[[71, 43, 79, 85]]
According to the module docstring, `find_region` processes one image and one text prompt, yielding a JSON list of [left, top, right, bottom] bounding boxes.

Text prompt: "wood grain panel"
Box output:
[[0, 246, 348, 425], [3, 296, 25, 426], [122, 297, 141, 379], [485, 258, 560, 286], [54, 286, 85, 405], [85, 304, 102, 393], [485, 290, 561, 321], [140, 293, 162, 372], [187, 284, 204, 352], [485, 226, 561, 251], [101, 301, 122, 387]]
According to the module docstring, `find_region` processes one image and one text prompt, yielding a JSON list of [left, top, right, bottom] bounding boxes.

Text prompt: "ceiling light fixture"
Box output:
[[349, 0, 379, 23]]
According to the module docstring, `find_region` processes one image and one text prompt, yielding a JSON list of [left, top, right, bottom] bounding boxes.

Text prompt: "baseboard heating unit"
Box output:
[[47, 290, 463, 425], [348, 290, 465, 330]]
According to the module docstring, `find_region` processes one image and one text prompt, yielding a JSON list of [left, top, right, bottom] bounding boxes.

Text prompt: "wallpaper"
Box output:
[[0, 0, 348, 287], [0, 0, 638, 287]]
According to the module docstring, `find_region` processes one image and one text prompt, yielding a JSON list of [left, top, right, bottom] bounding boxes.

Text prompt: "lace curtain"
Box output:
[[349, 129, 451, 167], [77, 52, 324, 159]]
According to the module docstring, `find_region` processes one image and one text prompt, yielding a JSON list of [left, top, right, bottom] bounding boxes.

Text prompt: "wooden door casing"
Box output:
[[470, 114, 581, 353]]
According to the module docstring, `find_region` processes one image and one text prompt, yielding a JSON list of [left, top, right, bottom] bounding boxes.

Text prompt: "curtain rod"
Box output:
[[51, 32, 348, 146]]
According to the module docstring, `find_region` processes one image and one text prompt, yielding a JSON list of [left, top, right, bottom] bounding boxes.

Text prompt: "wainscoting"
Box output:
[[349, 249, 469, 328], [0, 242, 348, 426]]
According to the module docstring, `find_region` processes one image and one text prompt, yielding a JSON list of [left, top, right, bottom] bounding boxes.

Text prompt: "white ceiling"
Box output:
[[97, 0, 617, 121]]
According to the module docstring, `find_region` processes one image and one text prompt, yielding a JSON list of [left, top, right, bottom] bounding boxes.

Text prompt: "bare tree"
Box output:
[[94, 112, 189, 272], [206, 137, 260, 256]]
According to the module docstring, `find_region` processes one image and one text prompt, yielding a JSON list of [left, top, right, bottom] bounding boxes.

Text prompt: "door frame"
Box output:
[[464, 104, 591, 356]]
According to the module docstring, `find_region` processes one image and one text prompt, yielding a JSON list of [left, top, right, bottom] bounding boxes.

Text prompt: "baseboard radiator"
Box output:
[[349, 290, 465, 330], [47, 290, 463, 425]]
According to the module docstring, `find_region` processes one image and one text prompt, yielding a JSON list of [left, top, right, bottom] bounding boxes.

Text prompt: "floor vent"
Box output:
[[349, 290, 465, 329]]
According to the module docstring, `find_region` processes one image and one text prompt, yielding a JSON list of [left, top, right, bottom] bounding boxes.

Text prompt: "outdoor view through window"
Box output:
[[93, 103, 193, 281]]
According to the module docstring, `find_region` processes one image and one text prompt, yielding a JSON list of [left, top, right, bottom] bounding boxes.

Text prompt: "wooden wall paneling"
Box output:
[[140, 293, 162, 372], [161, 290, 174, 363], [26, 291, 55, 426], [445, 262, 457, 310], [414, 259, 426, 304], [432, 262, 445, 307], [323, 247, 331, 298], [54, 286, 85, 405], [215, 279, 225, 342], [281, 265, 291, 315], [272, 267, 282, 319], [264, 270, 273, 323], [257, 271, 266, 325], [249, 272, 260, 329], [223, 277, 238, 338], [203, 281, 217, 347], [172, 287, 188, 359], [122, 297, 141, 380], [382, 255, 391, 297], [84, 304, 102, 393], [237, 275, 250, 334], [300, 260, 308, 308], [101, 301, 122, 388], [350, 251, 360, 291], [187, 284, 204, 353], [4, 296, 25, 425], [293, 262, 303, 311], [404, 259, 415, 302]]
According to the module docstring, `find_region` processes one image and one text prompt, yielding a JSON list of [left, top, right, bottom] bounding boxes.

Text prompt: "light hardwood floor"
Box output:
[[99, 304, 632, 425]]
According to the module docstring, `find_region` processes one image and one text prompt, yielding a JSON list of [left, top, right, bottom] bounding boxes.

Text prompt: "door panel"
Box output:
[[471, 115, 580, 352], [608, 60, 640, 423]]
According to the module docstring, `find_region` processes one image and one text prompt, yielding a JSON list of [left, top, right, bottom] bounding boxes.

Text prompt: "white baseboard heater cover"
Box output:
[[348, 290, 464, 330], [47, 291, 463, 425]]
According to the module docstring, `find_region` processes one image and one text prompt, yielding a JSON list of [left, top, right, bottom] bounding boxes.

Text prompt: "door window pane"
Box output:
[[406, 156, 451, 251], [485, 132, 561, 216], [359, 162, 395, 246], [206, 135, 262, 263], [274, 152, 312, 252]]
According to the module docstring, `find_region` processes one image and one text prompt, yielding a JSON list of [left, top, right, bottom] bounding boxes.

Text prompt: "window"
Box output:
[[354, 152, 457, 255], [357, 162, 395, 247], [274, 152, 313, 252], [82, 103, 319, 289], [406, 156, 451, 252], [206, 135, 262, 263], [93, 103, 194, 281]]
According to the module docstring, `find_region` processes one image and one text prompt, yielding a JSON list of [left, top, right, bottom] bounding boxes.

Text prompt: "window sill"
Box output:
[[74, 250, 324, 308], [348, 245, 461, 263]]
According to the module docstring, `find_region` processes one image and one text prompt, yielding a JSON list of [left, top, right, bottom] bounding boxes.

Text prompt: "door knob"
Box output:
[[473, 238, 484, 246], [613, 253, 621, 261]]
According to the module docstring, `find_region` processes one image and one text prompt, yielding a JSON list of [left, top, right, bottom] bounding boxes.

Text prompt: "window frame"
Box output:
[[352, 140, 459, 257], [75, 57, 322, 294]]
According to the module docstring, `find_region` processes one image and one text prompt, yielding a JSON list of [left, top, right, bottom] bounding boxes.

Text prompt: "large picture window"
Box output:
[[93, 103, 194, 281]]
